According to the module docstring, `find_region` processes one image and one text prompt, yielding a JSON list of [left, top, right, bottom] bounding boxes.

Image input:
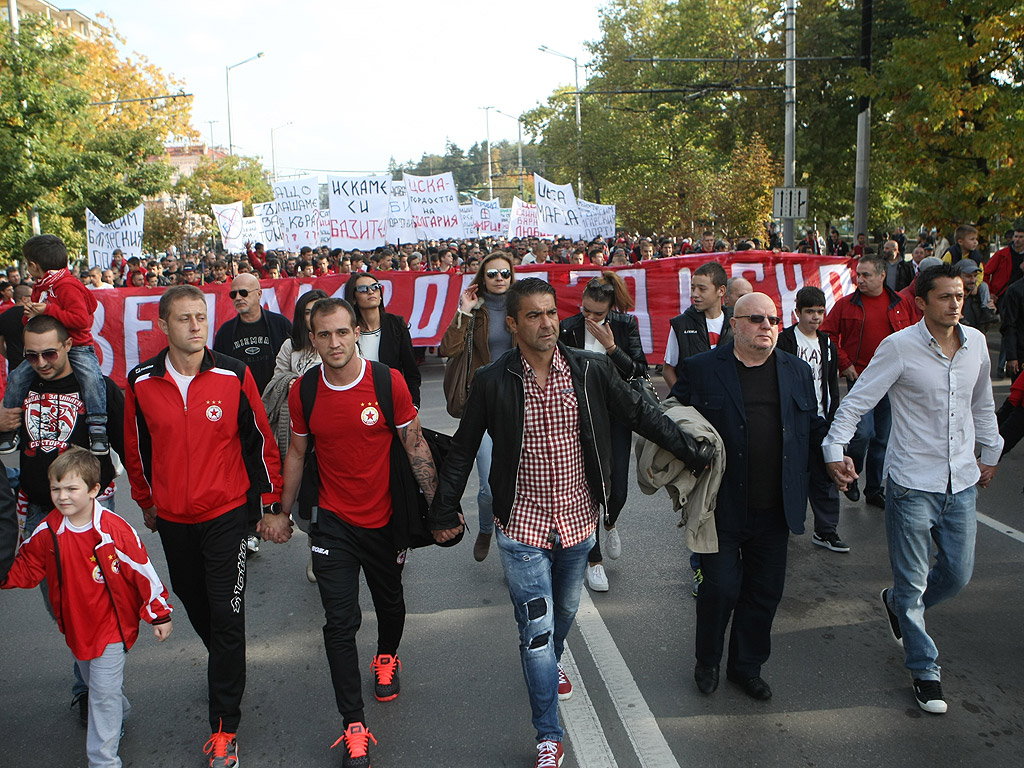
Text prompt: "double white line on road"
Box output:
[[561, 588, 681, 768]]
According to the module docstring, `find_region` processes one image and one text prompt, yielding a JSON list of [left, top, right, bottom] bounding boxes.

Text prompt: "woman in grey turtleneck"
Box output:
[[438, 252, 515, 562]]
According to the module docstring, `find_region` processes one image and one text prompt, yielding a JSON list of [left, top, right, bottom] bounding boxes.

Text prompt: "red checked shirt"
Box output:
[[500, 348, 597, 549]]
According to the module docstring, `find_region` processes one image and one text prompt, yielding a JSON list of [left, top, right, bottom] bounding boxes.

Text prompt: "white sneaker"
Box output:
[[246, 534, 260, 554], [585, 563, 609, 592], [605, 527, 622, 560]]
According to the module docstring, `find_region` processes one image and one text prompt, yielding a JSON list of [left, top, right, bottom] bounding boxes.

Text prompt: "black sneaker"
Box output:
[[0, 431, 19, 454], [331, 722, 377, 767], [913, 679, 947, 714], [866, 492, 886, 509], [813, 532, 850, 553], [370, 653, 401, 701], [88, 427, 109, 456], [880, 588, 903, 646], [842, 481, 860, 502]]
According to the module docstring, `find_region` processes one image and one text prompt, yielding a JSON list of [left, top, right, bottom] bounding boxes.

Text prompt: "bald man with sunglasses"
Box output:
[[669, 292, 828, 701]]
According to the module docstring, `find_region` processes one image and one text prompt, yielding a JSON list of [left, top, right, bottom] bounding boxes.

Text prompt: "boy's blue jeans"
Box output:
[[3, 345, 107, 426]]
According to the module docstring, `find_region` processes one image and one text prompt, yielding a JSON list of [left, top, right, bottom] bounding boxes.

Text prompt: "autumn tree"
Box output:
[[173, 154, 272, 240]]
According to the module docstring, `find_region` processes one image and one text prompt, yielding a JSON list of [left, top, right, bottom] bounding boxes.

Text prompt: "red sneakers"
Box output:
[[557, 663, 573, 701], [203, 726, 238, 768], [331, 722, 378, 768], [370, 653, 402, 701], [535, 739, 565, 767]]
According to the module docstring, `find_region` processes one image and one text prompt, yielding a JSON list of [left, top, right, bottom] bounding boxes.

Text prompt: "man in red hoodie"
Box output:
[[820, 256, 913, 507]]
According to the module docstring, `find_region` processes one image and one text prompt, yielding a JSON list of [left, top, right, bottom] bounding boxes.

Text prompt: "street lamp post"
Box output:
[[225, 52, 264, 157], [479, 106, 494, 200], [270, 122, 293, 183], [539, 45, 583, 199], [493, 108, 525, 199]]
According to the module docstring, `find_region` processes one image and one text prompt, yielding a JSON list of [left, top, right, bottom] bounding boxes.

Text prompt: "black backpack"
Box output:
[[296, 362, 463, 549]]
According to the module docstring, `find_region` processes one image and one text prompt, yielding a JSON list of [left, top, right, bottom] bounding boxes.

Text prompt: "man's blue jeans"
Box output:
[[884, 477, 976, 681], [496, 527, 595, 743], [3, 346, 107, 425], [848, 393, 892, 498], [475, 432, 494, 535]]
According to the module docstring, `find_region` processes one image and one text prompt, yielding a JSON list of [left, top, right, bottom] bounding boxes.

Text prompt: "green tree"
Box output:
[[173, 154, 272, 240]]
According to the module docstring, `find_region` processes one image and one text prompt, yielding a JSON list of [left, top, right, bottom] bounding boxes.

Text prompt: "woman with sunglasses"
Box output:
[[439, 251, 515, 562], [559, 272, 647, 593], [343, 273, 421, 408], [262, 289, 329, 583]]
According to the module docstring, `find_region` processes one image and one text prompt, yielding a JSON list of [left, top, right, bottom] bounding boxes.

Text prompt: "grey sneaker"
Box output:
[[605, 527, 622, 559]]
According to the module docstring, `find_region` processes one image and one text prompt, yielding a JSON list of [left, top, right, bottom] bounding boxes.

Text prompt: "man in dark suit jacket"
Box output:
[[670, 292, 827, 701]]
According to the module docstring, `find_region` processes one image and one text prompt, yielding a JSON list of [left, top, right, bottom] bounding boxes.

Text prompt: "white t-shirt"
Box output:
[[794, 329, 825, 417], [166, 358, 195, 404], [358, 327, 382, 362], [705, 313, 725, 348]]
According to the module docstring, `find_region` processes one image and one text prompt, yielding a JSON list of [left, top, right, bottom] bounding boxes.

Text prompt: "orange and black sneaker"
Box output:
[[331, 722, 377, 768], [370, 653, 402, 702], [203, 725, 238, 768]]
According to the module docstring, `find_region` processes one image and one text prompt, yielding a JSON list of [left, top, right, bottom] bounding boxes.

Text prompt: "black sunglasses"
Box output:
[[735, 314, 783, 326], [355, 282, 382, 294], [486, 269, 512, 279], [229, 289, 256, 299], [25, 348, 60, 364]]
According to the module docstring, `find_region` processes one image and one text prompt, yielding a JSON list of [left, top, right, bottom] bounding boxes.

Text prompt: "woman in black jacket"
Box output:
[[559, 271, 648, 593], [344, 272, 421, 407]]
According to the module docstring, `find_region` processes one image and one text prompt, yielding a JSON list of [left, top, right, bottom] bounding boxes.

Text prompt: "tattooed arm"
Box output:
[[398, 416, 438, 505]]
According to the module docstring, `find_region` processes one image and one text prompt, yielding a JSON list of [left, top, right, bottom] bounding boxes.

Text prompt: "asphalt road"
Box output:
[[1, 355, 1022, 768]]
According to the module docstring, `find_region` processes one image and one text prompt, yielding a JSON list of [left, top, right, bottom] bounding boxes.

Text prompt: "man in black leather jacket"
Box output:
[[429, 278, 711, 767]]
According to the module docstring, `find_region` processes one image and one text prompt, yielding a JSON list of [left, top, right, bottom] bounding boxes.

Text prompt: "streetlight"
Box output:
[[206, 120, 218, 149], [493, 108, 525, 199], [225, 52, 264, 156], [538, 44, 583, 198], [270, 122, 293, 183], [479, 106, 494, 200]]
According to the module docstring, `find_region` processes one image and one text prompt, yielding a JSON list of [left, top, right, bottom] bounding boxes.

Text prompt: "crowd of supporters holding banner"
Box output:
[[0, 216, 1022, 768]]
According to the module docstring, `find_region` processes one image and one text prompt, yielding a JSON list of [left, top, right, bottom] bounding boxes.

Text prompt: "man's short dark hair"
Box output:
[[23, 235, 69, 271], [506, 278, 556, 321], [308, 297, 357, 332], [916, 263, 962, 300], [796, 286, 827, 310], [24, 313, 69, 343], [860, 256, 886, 276], [694, 260, 728, 289], [159, 285, 206, 321]]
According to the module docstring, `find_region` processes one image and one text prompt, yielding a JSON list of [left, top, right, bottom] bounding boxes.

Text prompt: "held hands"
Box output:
[[826, 457, 858, 492], [153, 621, 172, 642], [432, 513, 465, 544], [841, 365, 859, 383], [977, 461, 997, 489], [585, 317, 615, 351], [458, 285, 479, 314], [142, 506, 158, 532], [258, 512, 293, 544]]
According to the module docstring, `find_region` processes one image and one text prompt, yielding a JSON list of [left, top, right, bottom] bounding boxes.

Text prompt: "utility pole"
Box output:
[[495, 108, 525, 199], [539, 45, 584, 199], [207, 120, 218, 149], [854, 0, 873, 241], [7, 0, 18, 38], [479, 106, 494, 199], [783, 0, 797, 250], [225, 52, 263, 156]]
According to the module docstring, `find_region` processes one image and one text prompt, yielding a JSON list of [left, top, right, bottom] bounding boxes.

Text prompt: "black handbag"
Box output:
[[629, 372, 661, 409]]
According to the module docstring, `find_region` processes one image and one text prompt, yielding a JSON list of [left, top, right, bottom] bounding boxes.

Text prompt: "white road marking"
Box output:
[[978, 512, 1024, 544], [572, 588, 682, 768], [560, 645, 619, 768]]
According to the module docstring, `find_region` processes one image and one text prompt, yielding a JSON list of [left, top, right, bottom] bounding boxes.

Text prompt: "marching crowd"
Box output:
[[0, 220, 1022, 768]]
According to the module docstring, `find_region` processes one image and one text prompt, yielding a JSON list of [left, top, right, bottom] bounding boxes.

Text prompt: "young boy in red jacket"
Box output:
[[0, 235, 109, 455], [2, 447, 173, 768]]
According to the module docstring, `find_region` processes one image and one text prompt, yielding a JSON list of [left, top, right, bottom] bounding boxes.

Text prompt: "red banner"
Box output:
[[91, 252, 854, 387]]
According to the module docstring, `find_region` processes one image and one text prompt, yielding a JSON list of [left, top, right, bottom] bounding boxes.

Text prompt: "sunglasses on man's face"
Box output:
[[25, 348, 60, 364], [229, 289, 256, 299], [355, 282, 382, 294], [735, 314, 783, 326], [486, 269, 512, 279]]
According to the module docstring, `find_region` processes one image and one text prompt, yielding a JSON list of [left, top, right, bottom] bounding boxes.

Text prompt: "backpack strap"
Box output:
[[370, 361, 397, 437]]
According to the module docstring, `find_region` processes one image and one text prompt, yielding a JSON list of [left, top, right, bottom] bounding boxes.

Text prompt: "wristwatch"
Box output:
[[262, 502, 283, 515]]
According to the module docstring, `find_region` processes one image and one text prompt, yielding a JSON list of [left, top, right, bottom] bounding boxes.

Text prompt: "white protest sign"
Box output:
[[534, 173, 584, 239], [273, 176, 321, 251], [319, 210, 332, 248], [251, 201, 285, 250], [403, 172, 462, 240], [507, 196, 539, 239], [86, 204, 145, 269], [386, 180, 418, 245], [579, 199, 617, 240], [471, 196, 503, 235], [211, 201, 246, 253], [501, 208, 512, 232], [459, 204, 475, 239], [327, 175, 390, 250]]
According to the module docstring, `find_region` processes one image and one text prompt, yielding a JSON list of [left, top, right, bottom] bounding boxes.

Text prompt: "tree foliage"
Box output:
[[173, 154, 273, 241]]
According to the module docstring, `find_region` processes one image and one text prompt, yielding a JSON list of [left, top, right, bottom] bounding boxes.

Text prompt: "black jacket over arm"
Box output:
[[558, 311, 648, 380], [377, 313, 421, 407], [429, 343, 703, 532]]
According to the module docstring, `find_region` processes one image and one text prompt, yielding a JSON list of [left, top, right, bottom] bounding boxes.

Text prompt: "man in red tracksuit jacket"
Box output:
[[124, 285, 286, 768], [819, 256, 914, 508]]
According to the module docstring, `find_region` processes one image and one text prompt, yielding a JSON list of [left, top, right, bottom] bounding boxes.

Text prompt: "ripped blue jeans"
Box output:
[[495, 527, 594, 743]]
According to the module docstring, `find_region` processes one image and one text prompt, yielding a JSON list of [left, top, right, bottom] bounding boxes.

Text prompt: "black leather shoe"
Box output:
[[866, 492, 886, 509], [842, 482, 860, 502], [694, 663, 719, 694], [689, 439, 716, 478], [727, 671, 772, 700]]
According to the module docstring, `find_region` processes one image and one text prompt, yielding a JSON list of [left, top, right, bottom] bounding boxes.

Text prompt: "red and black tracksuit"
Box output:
[[125, 348, 281, 733]]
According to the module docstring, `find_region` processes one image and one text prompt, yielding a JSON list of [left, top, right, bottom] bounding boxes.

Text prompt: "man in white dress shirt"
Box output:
[[823, 263, 1002, 716]]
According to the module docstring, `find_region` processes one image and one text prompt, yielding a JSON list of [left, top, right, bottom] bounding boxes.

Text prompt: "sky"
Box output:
[[74, 0, 606, 180]]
